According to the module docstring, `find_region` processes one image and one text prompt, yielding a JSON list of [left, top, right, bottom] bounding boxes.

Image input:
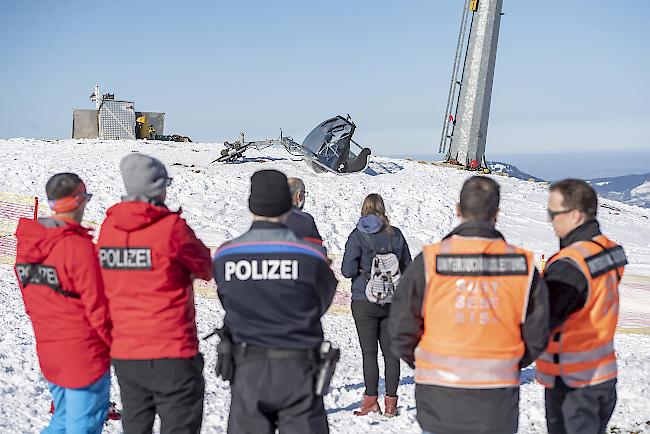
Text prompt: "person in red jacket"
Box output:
[[97, 153, 212, 434], [14, 173, 112, 434]]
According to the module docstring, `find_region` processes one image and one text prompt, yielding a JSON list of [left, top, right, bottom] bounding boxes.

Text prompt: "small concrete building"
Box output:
[[72, 85, 165, 140]]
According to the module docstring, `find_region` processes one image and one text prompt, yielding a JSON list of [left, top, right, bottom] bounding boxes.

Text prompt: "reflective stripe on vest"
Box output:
[[415, 347, 521, 388], [562, 341, 614, 364], [416, 235, 535, 389], [536, 235, 624, 388], [537, 357, 617, 388]]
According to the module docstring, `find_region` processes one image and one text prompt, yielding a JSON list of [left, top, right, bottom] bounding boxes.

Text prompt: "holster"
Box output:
[[314, 341, 340, 396], [204, 326, 235, 382]]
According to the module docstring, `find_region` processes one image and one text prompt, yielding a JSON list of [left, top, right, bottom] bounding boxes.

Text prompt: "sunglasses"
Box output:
[[547, 208, 573, 220]]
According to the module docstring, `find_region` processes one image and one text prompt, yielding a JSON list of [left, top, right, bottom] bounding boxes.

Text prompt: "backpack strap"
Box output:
[[359, 230, 378, 255], [360, 228, 395, 254], [359, 231, 378, 280]]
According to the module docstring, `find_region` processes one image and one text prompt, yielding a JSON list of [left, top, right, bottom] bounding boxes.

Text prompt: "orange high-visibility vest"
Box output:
[[536, 235, 625, 388], [415, 235, 536, 389]]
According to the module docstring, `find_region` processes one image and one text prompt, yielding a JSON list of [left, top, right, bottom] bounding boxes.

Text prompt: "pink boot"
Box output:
[[353, 394, 382, 416], [384, 396, 398, 417]]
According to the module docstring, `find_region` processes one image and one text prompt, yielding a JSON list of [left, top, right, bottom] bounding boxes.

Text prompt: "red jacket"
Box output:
[[14, 217, 111, 388], [97, 202, 212, 360]]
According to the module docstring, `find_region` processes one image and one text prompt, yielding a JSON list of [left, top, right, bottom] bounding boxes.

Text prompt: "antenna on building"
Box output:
[[90, 84, 101, 109]]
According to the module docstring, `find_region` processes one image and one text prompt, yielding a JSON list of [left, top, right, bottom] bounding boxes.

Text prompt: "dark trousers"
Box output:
[[351, 300, 400, 397], [545, 378, 617, 434], [112, 355, 205, 434], [228, 357, 328, 434]]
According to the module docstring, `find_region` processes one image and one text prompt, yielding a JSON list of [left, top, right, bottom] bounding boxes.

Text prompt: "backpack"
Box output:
[[360, 231, 401, 305]]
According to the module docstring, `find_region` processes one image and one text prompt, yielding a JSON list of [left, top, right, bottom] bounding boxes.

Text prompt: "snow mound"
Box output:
[[1, 138, 649, 433]]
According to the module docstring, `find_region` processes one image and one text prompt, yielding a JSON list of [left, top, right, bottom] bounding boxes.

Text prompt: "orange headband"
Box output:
[[48, 182, 91, 213]]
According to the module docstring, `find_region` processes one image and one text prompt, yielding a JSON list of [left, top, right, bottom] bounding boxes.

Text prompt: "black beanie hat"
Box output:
[[248, 170, 293, 217]]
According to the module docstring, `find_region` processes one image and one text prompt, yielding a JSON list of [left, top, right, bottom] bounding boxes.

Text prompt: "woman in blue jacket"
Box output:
[[341, 193, 412, 417]]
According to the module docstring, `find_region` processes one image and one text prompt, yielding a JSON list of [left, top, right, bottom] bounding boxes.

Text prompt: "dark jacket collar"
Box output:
[[560, 220, 601, 249], [251, 221, 287, 230], [443, 220, 505, 240]]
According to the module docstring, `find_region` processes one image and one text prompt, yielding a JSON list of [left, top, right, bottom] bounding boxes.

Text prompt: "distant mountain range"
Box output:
[[488, 161, 650, 209], [587, 174, 650, 209], [488, 161, 545, 182]]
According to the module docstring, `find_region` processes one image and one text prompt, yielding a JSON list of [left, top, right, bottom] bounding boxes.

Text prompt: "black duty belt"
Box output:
[[233, 344, 319, 360]]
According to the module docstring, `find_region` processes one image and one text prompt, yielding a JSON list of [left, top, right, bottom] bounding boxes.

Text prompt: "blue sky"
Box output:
[[1, 0, 648, 175]]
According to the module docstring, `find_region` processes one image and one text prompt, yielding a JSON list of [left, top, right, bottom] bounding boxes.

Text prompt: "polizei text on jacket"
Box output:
[[224, 259, 299, 281], [99, 247, 152, 270]]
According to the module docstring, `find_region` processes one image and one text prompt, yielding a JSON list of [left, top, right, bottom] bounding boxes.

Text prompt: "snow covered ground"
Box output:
[[1, 138, 649, 433]]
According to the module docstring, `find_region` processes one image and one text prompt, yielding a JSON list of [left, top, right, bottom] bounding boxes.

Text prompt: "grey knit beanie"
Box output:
[[120, 153, 168, 204]]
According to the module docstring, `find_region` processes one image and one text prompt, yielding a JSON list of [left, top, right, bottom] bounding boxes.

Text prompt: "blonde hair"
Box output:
[[361, 193, 391, 232]]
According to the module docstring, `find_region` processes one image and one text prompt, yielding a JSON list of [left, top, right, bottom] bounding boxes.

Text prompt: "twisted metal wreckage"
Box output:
[[212, 115, 372, 175]]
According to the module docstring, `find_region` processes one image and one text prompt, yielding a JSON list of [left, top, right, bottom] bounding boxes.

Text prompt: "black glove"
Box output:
[[215, 335, 235, 382], [204, 326, 235, 382]]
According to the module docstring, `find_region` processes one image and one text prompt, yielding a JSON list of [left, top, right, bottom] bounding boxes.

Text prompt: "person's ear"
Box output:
[[456, 203, 462, 219], [492, 208, 500, 225], [573, 209, 587, 226]]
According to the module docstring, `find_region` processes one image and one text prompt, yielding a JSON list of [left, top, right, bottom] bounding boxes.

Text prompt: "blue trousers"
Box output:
[[43, 371, 110, 434]]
